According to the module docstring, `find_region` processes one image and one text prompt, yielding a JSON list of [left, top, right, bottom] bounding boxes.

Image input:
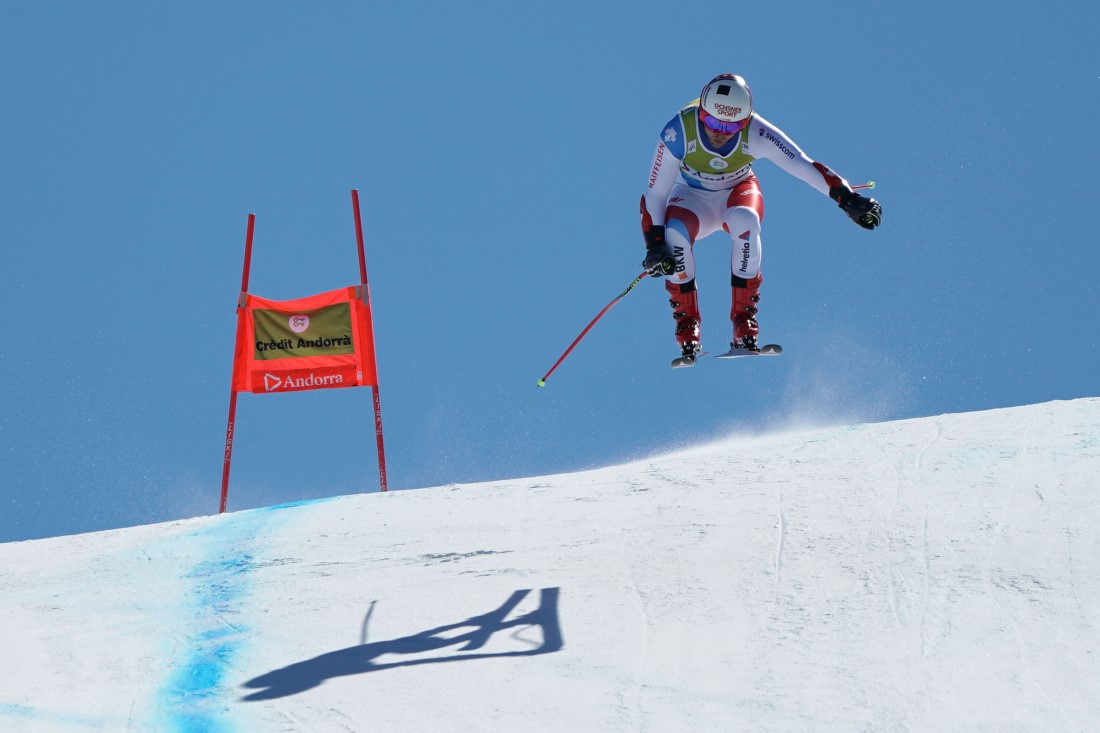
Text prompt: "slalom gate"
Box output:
[[219, 190, 387, 513]]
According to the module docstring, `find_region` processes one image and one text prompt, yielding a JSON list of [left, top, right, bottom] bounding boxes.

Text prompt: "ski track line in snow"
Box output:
[[995, 417, 1068, 721], [988, 421, 1033, 712], [916, 417, 942, 663], [914, 418, 942, 721], [622, 473, 660, 731], [874, 440, 904, 628], [774, 438, 795, 588], [774, 436, 807, 587], [774, 479, 786, 586]]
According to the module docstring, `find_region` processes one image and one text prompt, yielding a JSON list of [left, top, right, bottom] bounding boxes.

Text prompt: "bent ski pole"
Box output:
[[538, 272, 648, 387]]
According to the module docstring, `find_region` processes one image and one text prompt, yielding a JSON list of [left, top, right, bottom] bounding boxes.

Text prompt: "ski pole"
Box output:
[[538, 271, 649, 387], [852, 180, 876, 190]]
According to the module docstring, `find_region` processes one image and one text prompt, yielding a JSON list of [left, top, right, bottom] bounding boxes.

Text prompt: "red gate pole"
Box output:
[[220, 213, 256, 513], [351, 189, 388, 491]]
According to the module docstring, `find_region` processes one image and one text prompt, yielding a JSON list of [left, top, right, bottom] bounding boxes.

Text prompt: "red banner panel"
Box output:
[[231, 286, 378, 394]]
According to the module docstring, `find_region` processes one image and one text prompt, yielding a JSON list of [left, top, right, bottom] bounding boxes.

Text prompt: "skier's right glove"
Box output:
[[831, 186, 883, 230], [642, 225, 676, 277]]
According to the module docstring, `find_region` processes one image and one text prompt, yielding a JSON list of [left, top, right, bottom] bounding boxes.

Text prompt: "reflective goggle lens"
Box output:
[[700, 109, 747, 135]]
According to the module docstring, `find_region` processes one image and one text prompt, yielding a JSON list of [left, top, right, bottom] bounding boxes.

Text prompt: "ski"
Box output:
[[714, 343, 783, 359], [671, 351, 708, 368]]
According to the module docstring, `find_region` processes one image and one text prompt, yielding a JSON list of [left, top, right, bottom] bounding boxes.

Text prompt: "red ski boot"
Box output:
[[730, 274, 762, 352], [666, 280, 702, 362]]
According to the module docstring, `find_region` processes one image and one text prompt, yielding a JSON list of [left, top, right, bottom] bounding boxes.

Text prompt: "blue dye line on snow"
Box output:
[[157, 503, 308, 732], [266, 495, 339, 511], [0, 702, 126, 728]]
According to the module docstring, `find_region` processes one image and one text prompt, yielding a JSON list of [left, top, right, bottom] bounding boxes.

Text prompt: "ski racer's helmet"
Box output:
[[698, 74, 752, 134]]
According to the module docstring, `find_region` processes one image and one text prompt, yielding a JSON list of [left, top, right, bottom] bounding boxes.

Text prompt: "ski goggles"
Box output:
[[699, 109, 748, 135]]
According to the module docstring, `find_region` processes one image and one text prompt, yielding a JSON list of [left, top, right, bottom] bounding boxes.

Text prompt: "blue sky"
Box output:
[[1, 1, 1096, 542]]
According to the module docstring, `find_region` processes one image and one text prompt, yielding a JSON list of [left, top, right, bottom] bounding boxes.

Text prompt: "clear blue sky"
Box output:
[[2, 1, 1097, 542]]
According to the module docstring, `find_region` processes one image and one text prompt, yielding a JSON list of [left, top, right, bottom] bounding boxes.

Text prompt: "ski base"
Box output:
[[714, 343, 783, 359]]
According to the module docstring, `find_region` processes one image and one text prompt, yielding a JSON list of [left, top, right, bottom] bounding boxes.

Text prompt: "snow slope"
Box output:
[[1, 398, 1098, 732]]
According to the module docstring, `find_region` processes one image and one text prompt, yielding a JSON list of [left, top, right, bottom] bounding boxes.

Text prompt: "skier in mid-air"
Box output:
[[641, 73, 883, 366]]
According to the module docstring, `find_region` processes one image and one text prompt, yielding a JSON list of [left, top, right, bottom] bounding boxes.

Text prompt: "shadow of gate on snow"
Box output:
[[241, 587, 563, 701]]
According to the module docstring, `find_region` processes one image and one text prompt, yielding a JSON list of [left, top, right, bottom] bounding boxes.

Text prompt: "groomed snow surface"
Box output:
[[2, 398, 1098, 732]]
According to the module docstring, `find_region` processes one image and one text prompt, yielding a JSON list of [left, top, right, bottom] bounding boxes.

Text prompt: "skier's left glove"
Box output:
[[831, 186, 882, 230]]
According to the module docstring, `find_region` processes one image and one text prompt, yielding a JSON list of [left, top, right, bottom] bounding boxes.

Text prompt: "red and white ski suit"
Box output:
[[641, 106, 850, 286]]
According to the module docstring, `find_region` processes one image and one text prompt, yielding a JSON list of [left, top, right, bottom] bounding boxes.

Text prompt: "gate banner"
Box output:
[[231, 286, 378, 394]]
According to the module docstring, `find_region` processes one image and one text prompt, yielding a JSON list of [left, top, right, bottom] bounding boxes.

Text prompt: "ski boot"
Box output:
[[730, 274, 762, 352], [667, 280, 702, 367]]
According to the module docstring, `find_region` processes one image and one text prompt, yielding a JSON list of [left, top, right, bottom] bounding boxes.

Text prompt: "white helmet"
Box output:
[[699, 74, 752, 131]]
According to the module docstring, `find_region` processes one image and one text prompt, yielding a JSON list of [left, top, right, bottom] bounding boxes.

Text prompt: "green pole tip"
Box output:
[[537, 379, 546, 387]]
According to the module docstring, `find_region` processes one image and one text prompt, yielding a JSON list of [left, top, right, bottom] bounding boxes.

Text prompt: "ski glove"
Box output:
[[831, 187, 883, 230], [642, 225, 676, 277]]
